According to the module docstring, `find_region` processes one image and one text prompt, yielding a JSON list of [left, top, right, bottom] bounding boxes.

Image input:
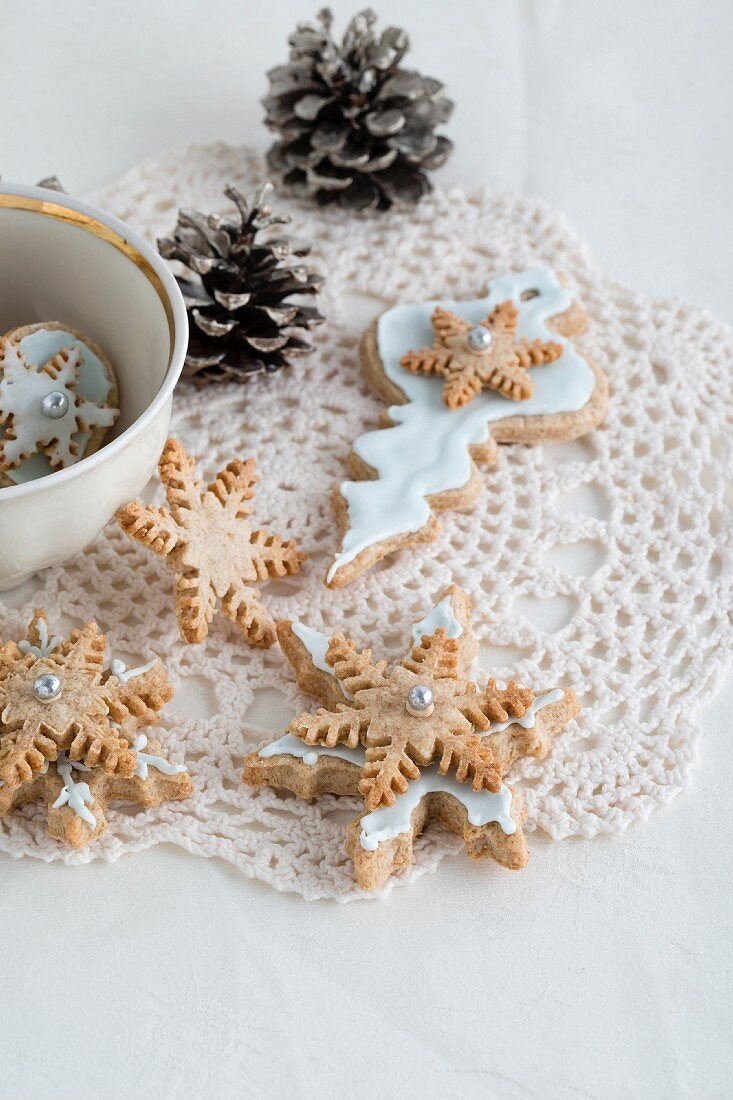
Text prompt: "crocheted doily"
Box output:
[[1, 144, 731, 901]]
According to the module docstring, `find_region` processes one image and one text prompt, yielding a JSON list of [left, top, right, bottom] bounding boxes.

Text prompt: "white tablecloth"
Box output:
[[1, 2, 730, 1097]]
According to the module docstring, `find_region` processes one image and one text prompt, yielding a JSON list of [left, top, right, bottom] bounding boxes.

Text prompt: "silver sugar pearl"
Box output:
[[33, 672, 62, 703], [406, 683, 435, 717], [468, 325, 492, 351], [40, 390, 70, 419]]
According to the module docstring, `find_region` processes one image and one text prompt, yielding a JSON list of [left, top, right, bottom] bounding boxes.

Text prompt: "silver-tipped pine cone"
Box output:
[[158, 183, 325, 386], [263, 7, 454, 212]]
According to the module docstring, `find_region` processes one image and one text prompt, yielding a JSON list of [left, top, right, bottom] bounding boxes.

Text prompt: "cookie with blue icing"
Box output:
[[0, 322, 120, 488], [244, 585, 580, 891], [326, 266, 607, 587]]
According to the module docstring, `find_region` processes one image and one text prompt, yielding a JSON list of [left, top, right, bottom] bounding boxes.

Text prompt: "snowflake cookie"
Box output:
[[0, 610, 191, 849], [326, 266, 608, 586], [117, 438, 306, 646], [244, 585, 580, 891], [400, 300, 563, 407], [0, 322, 119, 487]]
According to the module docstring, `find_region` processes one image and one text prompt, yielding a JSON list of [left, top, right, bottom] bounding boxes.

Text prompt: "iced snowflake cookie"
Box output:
[[0, 322, 120, 488], [401, 300, 563, 407], [326, 266, 607, 586], [117, 438, 306, 646], [244, 585, 579, 891], [0, 610, 191, 849]]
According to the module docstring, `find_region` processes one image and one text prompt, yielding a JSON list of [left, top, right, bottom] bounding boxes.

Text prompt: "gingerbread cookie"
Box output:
[[244, 585, 580, 890], [326, 266, 607, 586], [0, 610, 191, 849], [401, 300, 563, 407], [0, 322, 119, 488], [117, 438, 306, 646]]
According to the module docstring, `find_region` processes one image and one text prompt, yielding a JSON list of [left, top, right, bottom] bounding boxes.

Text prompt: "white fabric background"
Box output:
[[1, 2, 731, 1097]]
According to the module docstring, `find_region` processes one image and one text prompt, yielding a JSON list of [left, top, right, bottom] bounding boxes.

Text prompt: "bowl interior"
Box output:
[[0, 204, 172, 443]]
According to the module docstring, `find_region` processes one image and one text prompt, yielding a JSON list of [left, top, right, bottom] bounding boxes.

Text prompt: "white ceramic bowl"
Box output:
[[0, 183, 187, 590]]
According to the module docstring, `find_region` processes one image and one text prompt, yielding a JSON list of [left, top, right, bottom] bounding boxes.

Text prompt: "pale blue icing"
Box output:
[[491, 688, 564, 732], [107, 656, 188, 780], [257, 735, 516, 848], [18, 618, 62, 659], [53, 754, 96, 827], [259, 732, 365, 769], [259, 598, 563, 851], [411, 595, 462, 643], [358, 769, 516, 851], [291, 623, 331, 675], [2, 327, 113, 485], [291, 621, 355, 701], [130, 734, 188, 780], [328, 266, 595, 580], [109, 657, 157, 685]]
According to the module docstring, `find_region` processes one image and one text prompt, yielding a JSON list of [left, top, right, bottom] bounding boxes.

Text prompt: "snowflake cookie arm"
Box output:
[[442, 362, 484, 410], [432, 306, 471, 345], [489, 687, 581, 774], [50, 620, 106, 679], [514, 336, 563, 369], [116, 501, 182, 558], [0, 727, 59, 790], [289, 702, 370, 749], [478, 356, 536, 402], [0, 636, 25, 688], [485, 299, 519, 336], [158, 437, 204, 517], [66, 717, 136, 776], [101, 659, 174, 730], [457, 680, 534, 730], [359, 722, 421, 810], [221, 583, 277, 648], [206, 456, 259, 519], [402, 628, 462, 680], [400, 347, 453, 377], [21, 610, 63, 659], [174, 565, 218, 645], [248, 529, 306, 581], [70, 389, 118, 435], [325, 635, 389, 695], [434, 728, 502, 792]]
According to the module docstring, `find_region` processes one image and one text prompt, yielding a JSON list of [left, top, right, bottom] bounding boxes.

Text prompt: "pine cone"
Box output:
[[158, 183, 325, 386], [263, 7, 453, 212]]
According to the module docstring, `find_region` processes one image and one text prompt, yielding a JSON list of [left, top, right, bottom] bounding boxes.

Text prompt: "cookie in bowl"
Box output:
[[0, 321, 119, 488]]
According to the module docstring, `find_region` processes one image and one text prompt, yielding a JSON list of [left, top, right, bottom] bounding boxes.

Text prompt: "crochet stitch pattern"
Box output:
[[1, 144, 731, 899]]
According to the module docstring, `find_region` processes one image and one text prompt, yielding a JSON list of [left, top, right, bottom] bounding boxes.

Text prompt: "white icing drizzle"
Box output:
[[53, 754, 96, 827], [491, 688, 564, 732], [106, 656, 187, 778], [328, 267, 596, 580], [259, 732, 364, 768], [18, 618, 62, 659], [359, 770, 516, 851], [290, 621, 356, 702], [0, 328, 116, 485], [291, 622, 331, 675], [262, 599, 564, 852], [411, 595, 462, 643], [257, 736, 516, 849], [130, 734, 188, 780], [109, 657, 157, 685]]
